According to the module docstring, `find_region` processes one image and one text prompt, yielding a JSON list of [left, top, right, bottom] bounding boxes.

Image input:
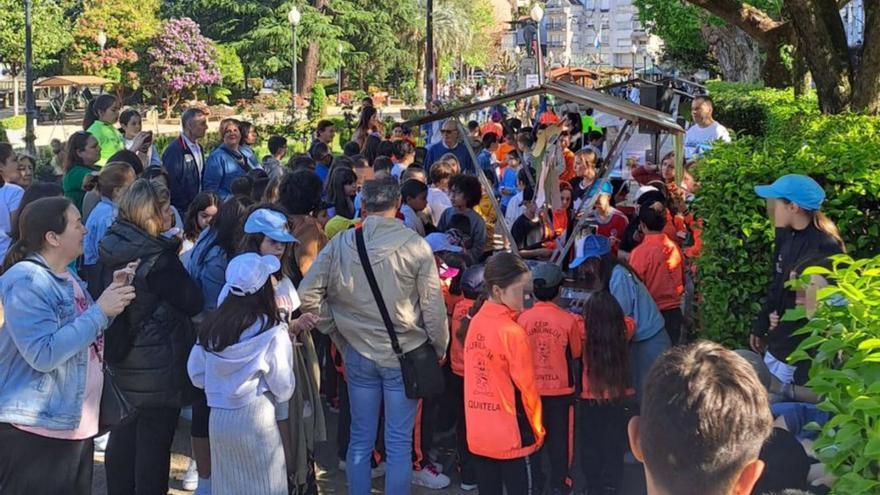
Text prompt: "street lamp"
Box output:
[[287, 6, 301, 116], [23, 0, 36, 155], [530, 4, 545, 83], [97, 31, 107, 51], [337, 45, 343, 105]]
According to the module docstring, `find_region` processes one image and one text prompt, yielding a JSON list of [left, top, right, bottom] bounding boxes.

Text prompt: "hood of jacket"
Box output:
[[341, 215, 421, 265], [204, 322, 287, 384], [99, 220, 180, 267]]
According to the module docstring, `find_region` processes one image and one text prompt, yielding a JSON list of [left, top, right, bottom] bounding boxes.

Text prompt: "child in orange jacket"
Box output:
[[517, 262, 583, 493], [461, 253, 545, 494]]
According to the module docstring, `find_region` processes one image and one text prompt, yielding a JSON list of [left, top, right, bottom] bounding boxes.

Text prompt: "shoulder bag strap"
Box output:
[[355, 226, 404, 357]]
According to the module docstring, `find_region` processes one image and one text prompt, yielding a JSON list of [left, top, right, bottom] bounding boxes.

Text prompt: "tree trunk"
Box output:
[[792, 36, 812, 97], [851, 0, 880, 113], [783, 0, 852, 113], [761, 44, 791, 88], [701, 24, 763, 84], [299, 0, 328, 97]]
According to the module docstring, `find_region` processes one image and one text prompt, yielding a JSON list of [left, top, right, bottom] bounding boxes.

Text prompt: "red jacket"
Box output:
[[629, 233, 685, 311]]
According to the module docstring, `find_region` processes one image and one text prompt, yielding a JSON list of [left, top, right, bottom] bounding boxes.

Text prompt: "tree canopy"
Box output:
[[0, 0, 74, 75]]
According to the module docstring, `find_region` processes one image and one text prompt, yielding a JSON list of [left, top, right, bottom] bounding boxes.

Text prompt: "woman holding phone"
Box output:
[[0, 197, 136, 495], [120, 109, 161, 168], [96, 179, 204, 495]]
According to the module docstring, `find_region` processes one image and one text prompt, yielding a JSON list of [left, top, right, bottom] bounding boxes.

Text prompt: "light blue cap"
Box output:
[[754, 174, 825, 211], [244, 208, 296, 243], [570, 235, 611, 269]]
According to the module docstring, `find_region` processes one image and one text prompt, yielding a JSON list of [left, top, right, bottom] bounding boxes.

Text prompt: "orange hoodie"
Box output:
[[517, 302, 583, 396], [464, 301, 545, 460]]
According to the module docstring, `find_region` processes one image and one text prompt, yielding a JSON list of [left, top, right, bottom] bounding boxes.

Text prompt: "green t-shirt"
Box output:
[[86, 120, 124, 166], [63, 165, 97, 213]]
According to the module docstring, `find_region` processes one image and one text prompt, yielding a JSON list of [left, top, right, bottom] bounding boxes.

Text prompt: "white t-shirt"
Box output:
[[684, 121, 731, 160], [427, 187, 452, 227], [0, 183, 24, 256]]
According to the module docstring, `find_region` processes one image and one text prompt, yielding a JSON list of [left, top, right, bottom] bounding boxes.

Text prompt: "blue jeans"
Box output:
[[344, 347, 418, 494]]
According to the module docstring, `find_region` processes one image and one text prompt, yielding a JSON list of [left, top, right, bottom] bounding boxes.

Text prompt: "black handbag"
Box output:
[[355, 227, 444, 399], [98, 363, 138, 435]]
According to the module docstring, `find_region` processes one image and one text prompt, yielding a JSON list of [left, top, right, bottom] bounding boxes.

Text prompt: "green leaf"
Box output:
[[781, 307, 807, 322], [857, 338, 880, 352]]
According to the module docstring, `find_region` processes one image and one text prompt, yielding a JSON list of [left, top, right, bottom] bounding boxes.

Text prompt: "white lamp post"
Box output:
[[287, 6, 301, 115], [530, 4, 545, 83], [630, 44, 638, 77], [337, 45, 343, 104]]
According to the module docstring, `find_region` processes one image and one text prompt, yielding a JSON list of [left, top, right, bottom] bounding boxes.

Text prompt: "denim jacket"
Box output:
[[0, 255, 109, 429], [83, 196, 118, 265], [185, 228, 228, 312], [610, 264, 665, 342]]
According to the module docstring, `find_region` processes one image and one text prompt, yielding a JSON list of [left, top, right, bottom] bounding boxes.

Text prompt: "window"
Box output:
[[599, 0, 610, 11]]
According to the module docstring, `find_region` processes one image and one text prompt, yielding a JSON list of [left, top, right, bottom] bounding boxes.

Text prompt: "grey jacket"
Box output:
[[298, 215, 449, 368]]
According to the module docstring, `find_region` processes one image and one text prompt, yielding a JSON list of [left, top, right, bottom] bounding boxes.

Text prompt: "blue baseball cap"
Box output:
[[754, 174, 825, 211], [244, 208, 296, 243], [569, 235, 610, 269], [588, 180, 613, 197]]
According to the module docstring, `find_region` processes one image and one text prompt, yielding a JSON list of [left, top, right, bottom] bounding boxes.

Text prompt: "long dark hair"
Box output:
[[582, 290, 630, 400], [238, 204, 299, 282], [184, 191, 220, 242], [579, 252, 643, 291], [326, 167, 357, 219], [83, 94, 117, 130], [457, 252, 529, 342], [63, 131, 97, 172], [197, 282, 280, 352], [197, 195, 254, 262], [357, 106, 377, 133], [2, 197, 73, 274]]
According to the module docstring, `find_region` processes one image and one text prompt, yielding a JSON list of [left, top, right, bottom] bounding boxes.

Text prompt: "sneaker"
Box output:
[[182, 459, 199, 491], [427, 460, 444, 474], [93, 432, 109, 453], [412, 464, 451, 489], [460, 481, 478, 491]]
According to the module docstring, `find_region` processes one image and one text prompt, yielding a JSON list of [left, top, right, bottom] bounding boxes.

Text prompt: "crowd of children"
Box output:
[[0, 92, 844, 495]]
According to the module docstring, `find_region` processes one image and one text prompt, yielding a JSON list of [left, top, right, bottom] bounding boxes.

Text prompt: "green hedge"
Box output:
[[693, 85, 880, 347], [707, 81, 818, 138]]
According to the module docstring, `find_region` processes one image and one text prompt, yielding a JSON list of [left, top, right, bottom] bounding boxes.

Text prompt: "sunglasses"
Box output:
[[440, 129, 457, 134]]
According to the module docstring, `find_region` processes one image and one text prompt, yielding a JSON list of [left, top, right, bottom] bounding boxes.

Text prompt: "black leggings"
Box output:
[[473, 453, 538, 495], [105, 406, 180, 495], [578, 400, 628, 494], [0, 423, 94, 495]]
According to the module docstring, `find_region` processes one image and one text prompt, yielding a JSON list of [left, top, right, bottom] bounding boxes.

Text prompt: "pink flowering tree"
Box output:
[[146, 18, 221, 117]]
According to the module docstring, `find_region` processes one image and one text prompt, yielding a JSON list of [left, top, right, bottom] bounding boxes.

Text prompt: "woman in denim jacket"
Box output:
[[0, 196, 135, 495]]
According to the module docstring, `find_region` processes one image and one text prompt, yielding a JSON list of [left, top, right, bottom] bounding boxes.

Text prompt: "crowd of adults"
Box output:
[[0, 89, 841, 495]]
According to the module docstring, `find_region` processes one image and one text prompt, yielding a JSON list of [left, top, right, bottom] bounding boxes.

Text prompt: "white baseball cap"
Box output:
[[217, 253, 281, 305]]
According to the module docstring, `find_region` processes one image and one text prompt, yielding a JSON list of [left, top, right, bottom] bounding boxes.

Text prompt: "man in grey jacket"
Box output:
[[299, 176, 448, 495]]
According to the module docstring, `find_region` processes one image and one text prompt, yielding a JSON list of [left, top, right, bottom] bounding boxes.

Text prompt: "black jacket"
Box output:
[[751, 224, 843, 363], [97, 221, 204, 408]]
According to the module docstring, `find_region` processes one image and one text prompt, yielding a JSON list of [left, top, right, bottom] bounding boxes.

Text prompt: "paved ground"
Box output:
[[91, 403, 647, 494]]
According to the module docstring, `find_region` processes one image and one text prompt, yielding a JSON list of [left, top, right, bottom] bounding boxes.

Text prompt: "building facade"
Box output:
[[542, 0, 661, 70]]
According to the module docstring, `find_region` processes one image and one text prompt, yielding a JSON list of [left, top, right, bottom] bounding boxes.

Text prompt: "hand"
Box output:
[[112, 260, 139, 286], [290, 313, 319, 334], [768, 311, 780, 331], [97, 283, 136, 318], [749, 334, 765, 354], [128, 132, 151, 153]]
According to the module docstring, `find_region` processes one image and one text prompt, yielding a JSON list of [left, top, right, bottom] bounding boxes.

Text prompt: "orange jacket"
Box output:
[[517, 302, 583, 396], [450, 297, 474, 377], [629, 233, 685, 311], [580, 317, 636, 400], [464, 301, 545, 459]]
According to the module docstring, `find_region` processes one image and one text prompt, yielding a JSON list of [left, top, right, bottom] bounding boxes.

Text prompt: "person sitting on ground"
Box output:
[[262, 136, 288, 180], [628, 341, 774, 495]]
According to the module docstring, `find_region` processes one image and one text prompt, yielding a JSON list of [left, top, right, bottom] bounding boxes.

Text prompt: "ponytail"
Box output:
[[457, 293, 487, 343], [1, 239, 31, 275], [813, 211, 846, 252], [83, 174, 99, 192], [83, 94, 117, 130]]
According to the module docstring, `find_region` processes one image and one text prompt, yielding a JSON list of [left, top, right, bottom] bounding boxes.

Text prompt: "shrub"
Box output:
[[789, 255, 880, 494], [0, 115, 26, 131], [693, 108, 880, 347], [707, 81, 818, 138], [308, 83, 327, 125]]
